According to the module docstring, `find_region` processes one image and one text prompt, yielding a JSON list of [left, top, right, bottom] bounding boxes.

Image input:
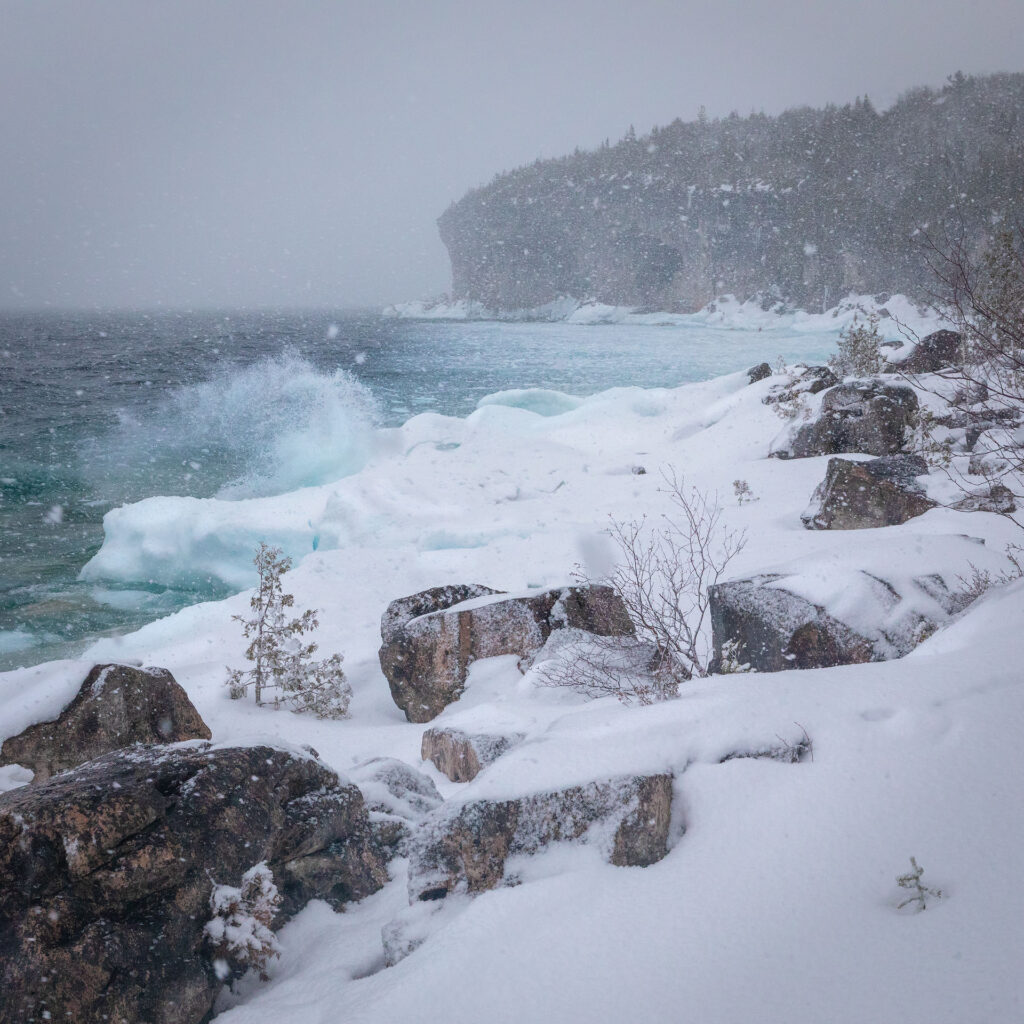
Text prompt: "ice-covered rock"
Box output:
[[801, 455, 935, 530], [379, 584, 635, 722], [774, 379, 918, 458], [407, 773, 674, 901], [0, 663, 211, 782], [0, 743, 386, 1024], [421, 726, 525, 782]]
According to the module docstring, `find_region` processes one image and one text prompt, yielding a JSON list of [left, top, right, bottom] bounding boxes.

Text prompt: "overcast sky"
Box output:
[[2, 0, 1022, 310]]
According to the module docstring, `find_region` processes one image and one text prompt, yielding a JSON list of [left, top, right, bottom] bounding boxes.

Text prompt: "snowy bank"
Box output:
[[385, 292, 944, 341], [4, 357, 1023, 1024]]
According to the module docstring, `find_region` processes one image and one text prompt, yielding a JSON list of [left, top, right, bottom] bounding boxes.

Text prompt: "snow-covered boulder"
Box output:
[[0, 743, 386, 1024], [762, 364, 839, 405], [421, 726, 525, 782], [407, 773, 674, 902], [775, 380, 918, 458], [746, 361, 772, 384], [710, 568, 965, 673], [379, 584, 635, 722], [349, 756, 444, 855], [897, 329, 963, 374], [0, 663, 211, 782], [801, 455, 935, 530]]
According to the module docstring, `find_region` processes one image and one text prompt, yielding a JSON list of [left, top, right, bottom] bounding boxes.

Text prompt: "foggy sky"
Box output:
[[2, 0, 1023, 311]]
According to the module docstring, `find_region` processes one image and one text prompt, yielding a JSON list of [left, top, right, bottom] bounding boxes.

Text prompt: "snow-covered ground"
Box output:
[[2, 362, 1022, 1023], [385, 291, 944, 341]]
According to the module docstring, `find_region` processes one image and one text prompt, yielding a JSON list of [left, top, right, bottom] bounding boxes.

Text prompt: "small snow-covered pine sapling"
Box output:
[[896, 856, 943, 911], [829, 313, 884, 377], [226, 542, 352, 718], [205, 862, 282, 983]]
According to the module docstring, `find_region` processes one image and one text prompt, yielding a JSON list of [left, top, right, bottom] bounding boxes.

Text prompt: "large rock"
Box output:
[[408, 773, 674, 901], [379, 584, 635, 722], [801, 455, 935, 530], [710, 575, 875, 673], [421, 726, 525, 783], [0, 744, 387, 1024], [775, 380, 919, 458], [0, 663, 211, 782], [710, 570, 963, 673], [898, 329, 964, 373]]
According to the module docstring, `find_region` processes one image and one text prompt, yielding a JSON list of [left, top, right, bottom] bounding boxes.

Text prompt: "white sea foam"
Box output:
[[84, 352, 378, 502]]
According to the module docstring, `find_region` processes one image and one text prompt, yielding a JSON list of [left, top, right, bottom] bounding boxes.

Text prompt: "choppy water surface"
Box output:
[[0, 309, 839, 668]]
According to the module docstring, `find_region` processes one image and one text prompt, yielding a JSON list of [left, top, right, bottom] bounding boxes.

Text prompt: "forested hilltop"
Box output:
[[438, 72, 1024, 313]]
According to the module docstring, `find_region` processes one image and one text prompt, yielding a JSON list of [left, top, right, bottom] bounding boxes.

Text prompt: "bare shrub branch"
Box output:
[[538, 471, 746, 704]]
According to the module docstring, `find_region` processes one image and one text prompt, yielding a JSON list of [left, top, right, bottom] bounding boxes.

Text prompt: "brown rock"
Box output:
[[0, 663, 211, 782], [379, 585, 635, 722], [408, 773, 674, 901], [421, 727, 525, 782], [0, 744, 387, 1024]]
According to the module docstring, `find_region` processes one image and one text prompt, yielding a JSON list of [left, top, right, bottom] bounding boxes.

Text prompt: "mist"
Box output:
[[2, 0, 1022, 310]]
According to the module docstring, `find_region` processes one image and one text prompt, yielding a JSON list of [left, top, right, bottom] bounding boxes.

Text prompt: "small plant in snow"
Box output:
[[716, 637, 752, 673], [732, 479, 758, 505], [896, 856, 943, 912], [773, 354, 788, 375], [205, 862, 282, 982], [829, 313, 885, 377], [953, 545, 1024, 608], [226, 542, 351, 718]]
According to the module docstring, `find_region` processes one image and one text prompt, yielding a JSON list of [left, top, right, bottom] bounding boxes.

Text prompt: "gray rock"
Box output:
[[898, 329, 964, 373], [710, 570, 962, 673], [710, 574, 875, 673], [379, 584, 635, 722], [952, 483, 1017, 514], [762, 364, 839, 405], [421, 727, 525, 782], [801, 455, 935, 530], [747, 361, 772, 384], [0, 744, 387, 1024], [0, 663, 211, 782], [408, 773, 674, 901], [776, 379, 919, 458]]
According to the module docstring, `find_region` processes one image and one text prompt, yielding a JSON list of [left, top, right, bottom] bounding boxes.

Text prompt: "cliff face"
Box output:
[[439, 73, 1024, 312]]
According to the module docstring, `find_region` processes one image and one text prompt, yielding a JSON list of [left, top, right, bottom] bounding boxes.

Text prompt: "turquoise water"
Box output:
[[0, 310, 839, 669]]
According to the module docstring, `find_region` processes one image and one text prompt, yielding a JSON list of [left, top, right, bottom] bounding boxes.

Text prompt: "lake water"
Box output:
[[0, 309, 839, 669]]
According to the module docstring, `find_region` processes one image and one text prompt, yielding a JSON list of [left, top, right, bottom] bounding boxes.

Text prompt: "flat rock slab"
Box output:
[[379, 584, 634, 722], [0, 663, 211, 782], [0, 743, 386, 1024], [408, 773, 674, 901], [802, 455, 935, 530], [421, 726, 526, 782]]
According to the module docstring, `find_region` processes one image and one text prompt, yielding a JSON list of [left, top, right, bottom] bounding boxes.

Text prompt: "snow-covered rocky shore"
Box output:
[[2, 348, 1022, 1023]]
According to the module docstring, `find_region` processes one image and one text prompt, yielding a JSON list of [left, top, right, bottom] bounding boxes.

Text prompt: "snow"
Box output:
[[3, 356, 1023, 1022], [385, 292, 945, 342]]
